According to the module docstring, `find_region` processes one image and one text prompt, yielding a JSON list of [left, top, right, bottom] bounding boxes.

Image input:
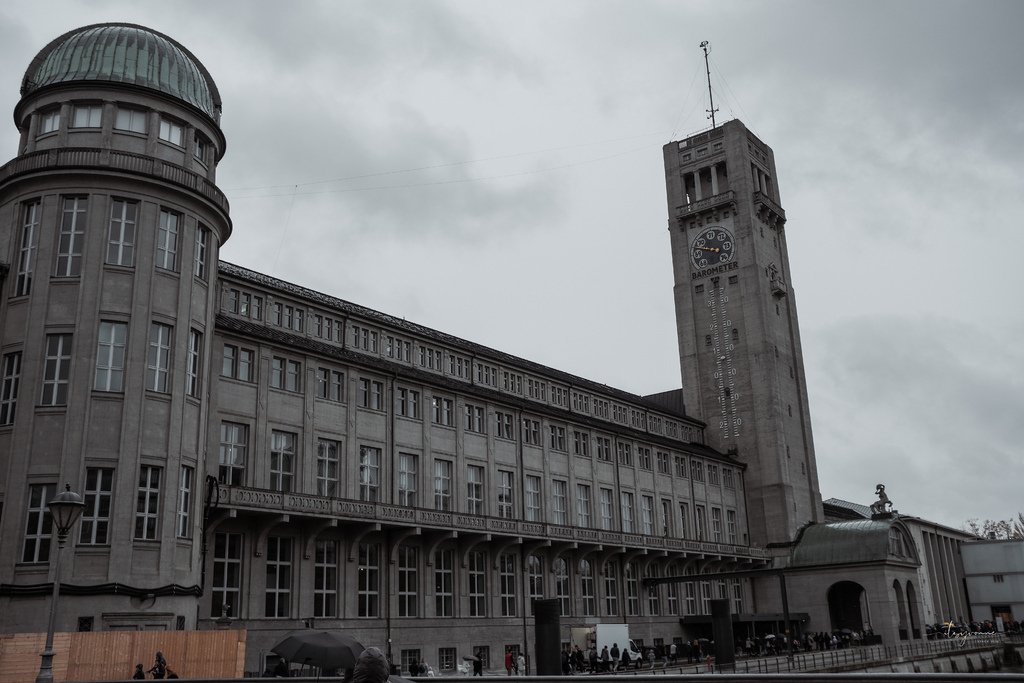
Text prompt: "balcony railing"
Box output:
[[222, 485, 768, 559], [0, 147, 229, 215], [678, 189, 735, 217]]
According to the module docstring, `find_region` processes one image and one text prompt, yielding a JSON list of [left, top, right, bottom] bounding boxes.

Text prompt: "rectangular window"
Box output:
[[186, 329, 202, 397], [637, 447, 652, 470], [72, 104, 102, 128], [661, 499, 673, 537], [625, 564, 640, 616], [316, 438, 340, 497], [723, 468, 735, 489], [522, 419, 541, 446], [316, 367, 344, 401], [666, 577, 679, 615], [22, 483, 53, 563], [466, 464, 484, 515], [147, 323, 172, 392], [679, 502, 690, 539], [527, 555, 544, 610], [0, 352, 20, 425], [549, 425, 566, 451], [358, 378, 383, 410], [499, 553, 517, 617], [115, 108, 147, 134], [554, 558, 570, 617], [468, 551, 486, 617], [581, 562, 595, 616], [314, 540, 339, 618], [691, 460, 704, 482], [194, 135, 208, 163], [599, 488, 614, 531], [726, 509, 738, 544], [711, 507, 723, 543], [194, 225, 209, 280], [439, 648, 456, 672], [398, 453, 418, 507], [15, 201, 40, 296], [595, 436, 611, 462], [434, 459, 452, 511], [265, 536, 292, 617], [552, 479, 568, 525], [156, 210, 179, 270], [55, 196, 87, 277], [357, 543, 380, 617], [463, 403, 485, 433], [211, 532, 242, 616], [656, 451, 670, 474], [159, 118, 184, 146], [526, 378, 546, 401], [502, 371, 523, 394], [106, 199, 137, 266], [675, 455, 688, 478], [695, 505, 707, 541], [397, 545, 418, 617], [359, 445, 380, 501], [177, 465, 193, 539], [641, 495, 655, 535], [575, 483, 591, 527], [573, 431, 589, 457], [497, 470, 514, 519], [397, 387, 420, 418], [432, 396, 454, 426], [41, 333, 72, 406], [525, 475, 541, 522], [135, 466, 161, 540], [218, 422, 247, 486], [270, 357, 302, 393], [617, 442, 632, 466], [494, 411, 513, 439], [270, 431, 296, 492], [39, 109, 60, 134], [620, 492, 634, 533], [603, 564, 619, 616], [707, 464, 720, 485], [434, 549, 454, 617]]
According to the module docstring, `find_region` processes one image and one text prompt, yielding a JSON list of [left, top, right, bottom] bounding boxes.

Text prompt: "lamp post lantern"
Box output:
[[36, 483, 84, 683]]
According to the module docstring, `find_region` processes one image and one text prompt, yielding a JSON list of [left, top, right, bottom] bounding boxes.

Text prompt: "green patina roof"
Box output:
[[21, 23, 221, 121], [791, 519, 908, 567]]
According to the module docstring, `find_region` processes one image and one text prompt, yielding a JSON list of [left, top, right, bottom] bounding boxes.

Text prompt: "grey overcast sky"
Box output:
[[2, 0, 1021, 531]]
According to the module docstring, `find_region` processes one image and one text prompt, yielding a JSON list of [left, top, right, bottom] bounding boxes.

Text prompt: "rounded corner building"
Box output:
[[3, 22, 933, 677]]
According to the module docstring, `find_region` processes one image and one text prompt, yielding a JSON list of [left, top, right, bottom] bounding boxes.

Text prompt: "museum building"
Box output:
[[0, 23, 935, 675]]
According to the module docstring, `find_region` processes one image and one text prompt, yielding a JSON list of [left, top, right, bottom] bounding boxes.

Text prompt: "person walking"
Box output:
[[505, 650, 514, 676], [472, 651, 484, 677], [132, 664, 145, 680], [609, 644, 620, 672], [147, 652, 167, 680], [516, 653, 525, 676]]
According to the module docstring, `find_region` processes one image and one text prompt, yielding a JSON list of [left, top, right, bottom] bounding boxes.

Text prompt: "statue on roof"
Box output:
[[869, 484, 894, 516]]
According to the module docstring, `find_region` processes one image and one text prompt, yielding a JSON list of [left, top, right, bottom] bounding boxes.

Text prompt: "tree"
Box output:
[[963, 514, 1024, 539]]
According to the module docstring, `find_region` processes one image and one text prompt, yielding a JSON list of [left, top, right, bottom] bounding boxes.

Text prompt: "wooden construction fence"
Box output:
[[0, 629, 246, 683]]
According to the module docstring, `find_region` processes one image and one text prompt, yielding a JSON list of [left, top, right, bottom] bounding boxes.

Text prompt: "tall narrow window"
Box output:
[[219, 422, 247, 486], [525, 475, 541, 522], [41, 334, 72, 406], [314, 540, 339, 618], [695, 505, 707, 542], [666, 565, 680, 615], [95, 321, 127, 391], [265, 536, 292, 617], [80, 468, 113, 545], [467, 551, 486, 617], [620, 492, 634, 533], [15, 201, 40, 296], [186, 329, 202, 398], [576, 483, 591, 527], [135, 466, 161, 540], [727, 509, 738, 544], [466, 465, 484, 515], [603, 563, 619, 616], [316, 438, 340, 497], [434, 549, 454, 617], [641, 495, 655, 535], [194, 225, 210, 280], [22, 483, 53, 563], [499, 553, 517, 617], [600, 488, 614, 531], [398, 453, 418, 506], [580, 559, 595, 617], [625, 563, 640, 616], [661, 499, 673, 537], [147, 323, 172, 392], [106, 199, 137, 266], [551, 479, 568, 525], [0, 352, 22, 425], [679, 502, 690, 539], [359, 446, 380, 501], [177, 465, 193, 539], [711, 507, 723, 543], [270, 431, 296, 492], [55, 196, 87, 277], [212, 533, 242, 616], [358, 543, 380, 617], [553, 557, 570, 617], [527, 554, 544, 612], [397, 545, 418, 617], [155, 210, 179, 270], [434, 459, 452, 511], [497, 471, 514, 519]]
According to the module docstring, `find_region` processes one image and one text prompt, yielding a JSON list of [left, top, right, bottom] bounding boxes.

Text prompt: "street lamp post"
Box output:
[[36, 484, 85, 683]]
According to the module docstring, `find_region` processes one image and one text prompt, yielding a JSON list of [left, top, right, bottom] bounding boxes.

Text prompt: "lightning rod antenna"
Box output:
[[700, 41, 718, 128]]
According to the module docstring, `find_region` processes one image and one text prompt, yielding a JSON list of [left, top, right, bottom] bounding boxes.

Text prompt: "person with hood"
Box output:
[[352, 648, 390, 683], [132, 664, 146, 680]]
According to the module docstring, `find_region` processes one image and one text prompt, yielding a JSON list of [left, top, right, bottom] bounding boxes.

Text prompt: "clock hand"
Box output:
[[695, 246, 720, 253]]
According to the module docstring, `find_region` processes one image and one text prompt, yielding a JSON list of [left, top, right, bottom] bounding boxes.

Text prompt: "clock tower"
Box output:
[[664, 119, 823, 546]]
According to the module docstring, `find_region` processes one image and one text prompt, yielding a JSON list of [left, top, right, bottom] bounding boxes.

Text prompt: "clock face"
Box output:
[[690, 226, 735, 268]]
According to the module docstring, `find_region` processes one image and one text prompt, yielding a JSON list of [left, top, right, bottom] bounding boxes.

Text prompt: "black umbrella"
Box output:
[[271, 630, 365, 672], [462, 655, 480, 662]]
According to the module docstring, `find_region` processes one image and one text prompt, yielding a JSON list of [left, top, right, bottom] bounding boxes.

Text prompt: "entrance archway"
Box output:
[[893, 580, 908, 640], [906, 581, 920, 639], [827, 581, 867, 632]]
